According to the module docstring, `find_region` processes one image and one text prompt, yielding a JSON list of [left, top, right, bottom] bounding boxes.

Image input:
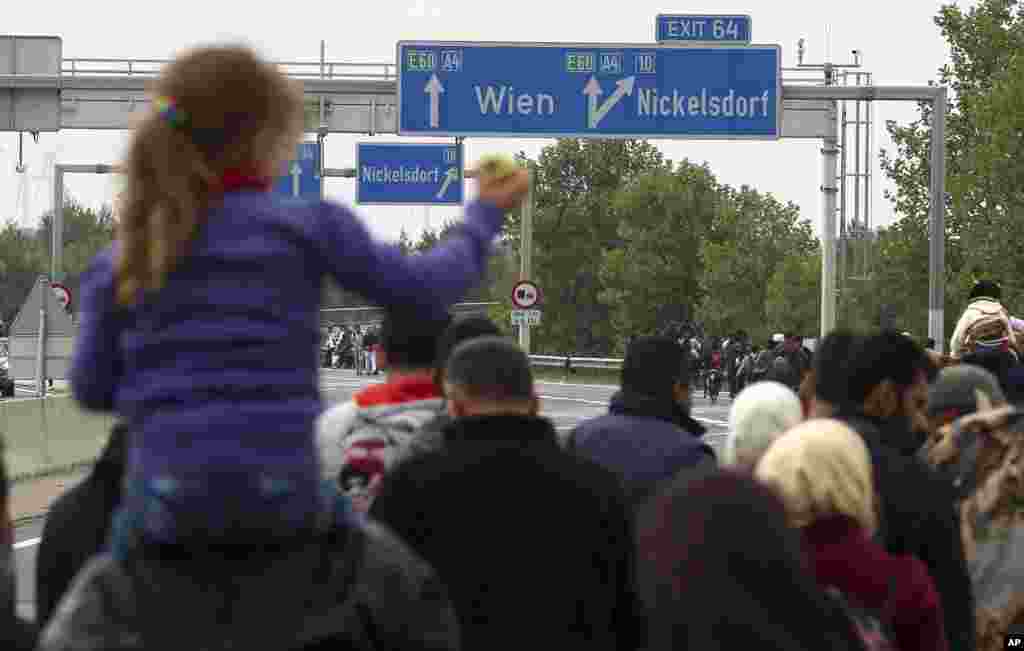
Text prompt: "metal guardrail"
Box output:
[[61, 58, 397, 80], [529, 354, 623, 371]]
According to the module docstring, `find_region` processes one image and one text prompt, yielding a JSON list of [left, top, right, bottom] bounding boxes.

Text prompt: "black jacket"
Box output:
[[36, 425, 126, 627], [0, 612, 35, 651], [36, 519, 458, 651], [370, 414, 643, 651], [569, 391, 715, 509], [837, 411, 975, 651]]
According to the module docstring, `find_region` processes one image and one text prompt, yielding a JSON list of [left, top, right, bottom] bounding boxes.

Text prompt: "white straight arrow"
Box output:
[[425, 74, 445, 128], [290, 162, 302, 197], [583, 76, 637, 129], [436, 167, 459, 199], [583, 77, 603, 129]]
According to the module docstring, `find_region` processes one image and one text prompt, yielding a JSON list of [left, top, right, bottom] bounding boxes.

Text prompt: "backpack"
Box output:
[[825, 579, 898, 651], [961, 304, 1015, 355], [766, 355, 796, 389], [337, 406, 442, 513]]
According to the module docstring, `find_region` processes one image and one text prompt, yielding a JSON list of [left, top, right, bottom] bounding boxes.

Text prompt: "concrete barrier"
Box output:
[[1, 396, 114, 480]]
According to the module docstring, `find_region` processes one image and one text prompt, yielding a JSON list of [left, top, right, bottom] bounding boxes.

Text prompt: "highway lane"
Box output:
[[13, 368, 734, 624]]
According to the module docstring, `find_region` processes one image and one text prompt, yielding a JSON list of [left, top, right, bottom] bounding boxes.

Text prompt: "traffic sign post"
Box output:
[[273, 142, 322, 199], [656, 15, 752, 44], [356, 142, 464, 205], [398, 41, 780, 139], [510, 309, 542, 326]]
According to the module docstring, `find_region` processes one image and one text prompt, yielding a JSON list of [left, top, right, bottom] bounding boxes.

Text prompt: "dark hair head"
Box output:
[[381, 309, 452, 370], [445, 336, 532, 402], [622, 336, 691, 396], [638, 471, 864, 651], [844, 330, 937, 406], [970, 280, 1002, 301], [812, 331, 862, 405], [435, 316, 502, 371]]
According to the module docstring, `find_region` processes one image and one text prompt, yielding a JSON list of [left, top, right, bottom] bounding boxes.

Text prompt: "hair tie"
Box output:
[[154, 96, 188, 130]]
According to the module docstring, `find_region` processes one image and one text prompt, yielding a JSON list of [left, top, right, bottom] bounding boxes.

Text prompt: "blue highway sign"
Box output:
[[656, 15, 752, 44], [273, 142, 321, 199], [356, 142, 464, 206], [397, 41, 780, 139]]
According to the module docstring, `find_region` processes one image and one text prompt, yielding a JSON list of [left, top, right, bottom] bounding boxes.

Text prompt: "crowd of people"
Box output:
[[321, 325, 381, 374], [677, 330, 813, 401], [0, 42, 1020, 651]]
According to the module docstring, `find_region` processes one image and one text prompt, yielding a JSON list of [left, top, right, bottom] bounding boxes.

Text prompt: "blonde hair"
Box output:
[[116, 45, 304, 306], [755, 419, 878, 535]]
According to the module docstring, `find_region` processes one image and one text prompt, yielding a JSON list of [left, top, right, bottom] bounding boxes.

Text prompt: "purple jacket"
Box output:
[[71, 191, 503, 510]]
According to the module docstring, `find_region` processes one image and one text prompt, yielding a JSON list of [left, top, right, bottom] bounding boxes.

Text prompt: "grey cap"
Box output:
[[928, 364, 1006, 417]]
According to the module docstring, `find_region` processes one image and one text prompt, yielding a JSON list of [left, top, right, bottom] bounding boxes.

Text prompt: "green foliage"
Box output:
[[766, 250, 821, 336], [880, 0, 1024, 337], [0, 198, 116, 331], [526, 139, 668, 354], [699, 186, 817, 342], [599, 161, 717, 348]]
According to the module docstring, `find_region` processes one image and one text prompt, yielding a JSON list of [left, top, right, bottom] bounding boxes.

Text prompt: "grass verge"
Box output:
[[532, 366, 619, 386]]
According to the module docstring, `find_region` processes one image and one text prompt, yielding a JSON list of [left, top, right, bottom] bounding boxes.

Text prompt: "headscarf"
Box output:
[[725, 381, 803, 468], [756, 419, 877, 535]]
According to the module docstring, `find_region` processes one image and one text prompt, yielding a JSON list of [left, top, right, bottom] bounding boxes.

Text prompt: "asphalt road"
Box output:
[[13, 368, 734, 624]]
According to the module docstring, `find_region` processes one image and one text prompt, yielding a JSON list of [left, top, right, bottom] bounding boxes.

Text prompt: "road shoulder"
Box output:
[[10, 469, 88, 524]]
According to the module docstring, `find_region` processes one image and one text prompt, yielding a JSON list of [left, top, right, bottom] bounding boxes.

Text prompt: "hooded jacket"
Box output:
[[316, 374, 444, 513], [950, 297, 1017, 357], [568, 391, 716, 508], [804, 516, 948, 651], [71, 193, 504, 531]]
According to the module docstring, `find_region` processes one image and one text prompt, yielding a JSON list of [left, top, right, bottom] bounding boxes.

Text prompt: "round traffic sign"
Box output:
[[51, 283, 72, 311], [512, 281, 540, 309]]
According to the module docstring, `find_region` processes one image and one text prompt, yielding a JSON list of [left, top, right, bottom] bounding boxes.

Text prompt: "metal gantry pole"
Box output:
[[36, 277, 47, 397], [519, 162, 535, 355], [821, 100, 840, 337], [51, 166, 63, 282], [929, 88, 948, 352]]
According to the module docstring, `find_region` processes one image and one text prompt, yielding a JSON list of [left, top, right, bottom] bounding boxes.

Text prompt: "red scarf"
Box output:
[[215, 168, 273, 194]]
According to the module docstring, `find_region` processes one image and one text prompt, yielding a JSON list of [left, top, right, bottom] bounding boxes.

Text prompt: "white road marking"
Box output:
[[538, 395, 606, 406], [14, 537, 39, 550], [535, 380, 618, 390]]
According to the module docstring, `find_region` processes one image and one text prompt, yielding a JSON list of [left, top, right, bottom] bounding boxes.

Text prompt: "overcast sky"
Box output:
[[2, 0, 970, 241]]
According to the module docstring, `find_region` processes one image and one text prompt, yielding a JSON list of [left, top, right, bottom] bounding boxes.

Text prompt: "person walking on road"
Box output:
[[371, 336, 643, 651], [569, 336, 716, 510]]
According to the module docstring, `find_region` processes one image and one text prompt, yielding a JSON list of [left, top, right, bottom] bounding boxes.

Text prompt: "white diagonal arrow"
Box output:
[[436, 167, 459, 199], [582, 76, 603, 129], [290, 162, 302, 197], [583, 76, 636, 129], [425, 74, 444, 128]]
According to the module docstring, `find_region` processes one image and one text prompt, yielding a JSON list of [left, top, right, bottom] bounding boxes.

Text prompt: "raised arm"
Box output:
[[312, 168, 528, 314], [313, 199, 505, 314]]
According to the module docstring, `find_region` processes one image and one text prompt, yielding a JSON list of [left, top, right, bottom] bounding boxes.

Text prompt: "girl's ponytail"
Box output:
[[114, 45, 303, 306]]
